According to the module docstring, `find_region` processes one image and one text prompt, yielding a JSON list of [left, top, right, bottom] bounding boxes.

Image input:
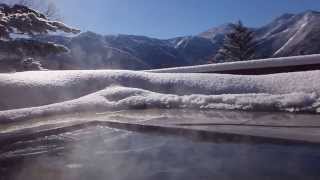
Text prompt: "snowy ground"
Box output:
[[147, 54, 320, 73], [0, 70, 319, 122]]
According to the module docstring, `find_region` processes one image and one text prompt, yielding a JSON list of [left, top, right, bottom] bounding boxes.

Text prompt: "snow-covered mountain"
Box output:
[[198, 23, 234, 41], [1, 7, 320, 71], [35, 32, 190, 70], [199, 10, 320, 58], [168, 36, 220, 64], [255, 10, 320, 57], [44, 10, 320, 70]]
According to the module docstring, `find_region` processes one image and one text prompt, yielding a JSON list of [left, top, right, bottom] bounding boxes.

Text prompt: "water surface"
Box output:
[[1, 110, 320, 180]]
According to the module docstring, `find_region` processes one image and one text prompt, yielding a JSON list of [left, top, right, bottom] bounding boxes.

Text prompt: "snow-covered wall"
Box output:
[[0, 70, 320, 122], [146, 54, 320, 74]]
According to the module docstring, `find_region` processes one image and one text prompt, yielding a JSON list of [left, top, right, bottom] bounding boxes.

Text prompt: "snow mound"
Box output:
[[0, 70, 320, 122]]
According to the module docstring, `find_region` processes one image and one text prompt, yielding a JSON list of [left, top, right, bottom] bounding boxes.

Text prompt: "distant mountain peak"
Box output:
[[198, 23, 233, 39], [302, 10, 320, 15], [273, 13, 295, 22]]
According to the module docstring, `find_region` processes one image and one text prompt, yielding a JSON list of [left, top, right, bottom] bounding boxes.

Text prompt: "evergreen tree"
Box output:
[[216, 21, 256, 62], [2, 0, 61, 20]]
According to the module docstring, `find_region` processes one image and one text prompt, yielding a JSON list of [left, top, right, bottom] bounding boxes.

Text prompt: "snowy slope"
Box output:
[[255, 10, 320, 57], [0, 70, 319, 122], [199, 11, 320, 59]]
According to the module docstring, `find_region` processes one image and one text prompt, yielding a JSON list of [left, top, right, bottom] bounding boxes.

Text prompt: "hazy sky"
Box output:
[[55, 0, 320, 39]]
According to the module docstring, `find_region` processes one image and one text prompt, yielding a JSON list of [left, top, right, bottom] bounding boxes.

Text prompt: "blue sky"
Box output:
[[55, 0, 320, 39]]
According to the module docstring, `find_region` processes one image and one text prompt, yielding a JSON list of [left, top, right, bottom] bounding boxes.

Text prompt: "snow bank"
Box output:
[[0, 70, 320, 122], [146, 54, 320, 73]]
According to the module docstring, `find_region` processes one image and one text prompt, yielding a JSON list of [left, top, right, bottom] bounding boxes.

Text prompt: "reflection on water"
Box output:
[[1, 125, 320, 180], [3, 109, 320, 134]]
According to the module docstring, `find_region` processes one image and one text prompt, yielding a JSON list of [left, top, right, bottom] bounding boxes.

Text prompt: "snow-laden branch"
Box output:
[[0, 4, 80, 39]]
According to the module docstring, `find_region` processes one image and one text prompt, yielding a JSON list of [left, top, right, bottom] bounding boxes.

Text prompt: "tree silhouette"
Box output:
[[216, 21, 256, 62]]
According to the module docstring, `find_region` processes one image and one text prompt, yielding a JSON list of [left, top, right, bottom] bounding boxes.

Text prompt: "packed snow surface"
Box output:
[[0, 70, 320, 122], [147, 54, 320, 73]]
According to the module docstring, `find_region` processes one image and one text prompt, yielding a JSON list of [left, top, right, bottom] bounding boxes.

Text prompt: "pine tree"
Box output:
[[216, 21, 256, 62], [3, 0, 61, 20]]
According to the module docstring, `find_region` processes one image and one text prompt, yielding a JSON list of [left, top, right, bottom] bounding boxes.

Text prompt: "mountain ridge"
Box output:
[[2, 9, 320, 71]]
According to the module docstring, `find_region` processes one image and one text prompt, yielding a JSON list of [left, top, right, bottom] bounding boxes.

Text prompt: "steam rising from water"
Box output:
[[1, 124, 320, 180]]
